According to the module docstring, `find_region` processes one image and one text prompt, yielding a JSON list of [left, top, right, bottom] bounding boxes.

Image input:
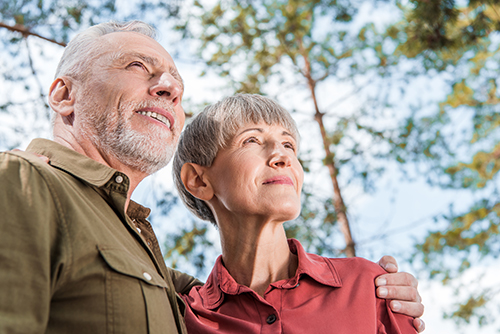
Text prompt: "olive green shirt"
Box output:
[[0, 139, 201, 334]]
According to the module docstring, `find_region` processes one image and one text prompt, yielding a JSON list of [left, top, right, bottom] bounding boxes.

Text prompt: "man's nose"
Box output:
[[149, 72, 182, 106]]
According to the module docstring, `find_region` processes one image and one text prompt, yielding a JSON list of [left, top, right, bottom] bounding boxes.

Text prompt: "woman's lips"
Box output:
[[263, 176, 294, 186]]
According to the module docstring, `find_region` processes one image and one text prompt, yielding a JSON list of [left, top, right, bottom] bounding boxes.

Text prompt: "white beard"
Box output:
[[80, 98, 180, 175]]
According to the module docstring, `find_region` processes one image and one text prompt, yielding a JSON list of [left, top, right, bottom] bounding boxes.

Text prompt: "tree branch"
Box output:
[[0, 21, 66, 47]]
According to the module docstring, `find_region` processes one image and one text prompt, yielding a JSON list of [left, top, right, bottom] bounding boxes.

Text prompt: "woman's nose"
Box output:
[[268, 143, 292, 168]]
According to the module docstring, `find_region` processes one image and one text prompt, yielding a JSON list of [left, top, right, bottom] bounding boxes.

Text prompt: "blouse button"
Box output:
[[266, 314, 277, 324]]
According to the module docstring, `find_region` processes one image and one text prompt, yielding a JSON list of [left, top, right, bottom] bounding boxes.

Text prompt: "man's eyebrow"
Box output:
[[113, 52, 184, 90], [112, 52, 159, 67], [134, 53, 161, 67]]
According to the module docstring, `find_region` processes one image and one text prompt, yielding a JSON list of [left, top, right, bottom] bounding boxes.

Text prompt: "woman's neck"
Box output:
[[219, 219, 298, 297]]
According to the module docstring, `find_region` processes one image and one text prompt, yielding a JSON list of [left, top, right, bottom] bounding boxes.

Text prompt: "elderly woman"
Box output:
[[173, 94, 419, 333]]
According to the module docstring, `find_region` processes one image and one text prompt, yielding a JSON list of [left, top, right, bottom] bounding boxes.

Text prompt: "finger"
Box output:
[[375, 272, 418, 287], [390, 300, 425, 318], [376, 286, 421, 302], [377, 255, 398, 273], [30, 152, 50, 163], [413, 318, 425, 333], [9, 149, 50, 163], [36, 154, 50, 163]]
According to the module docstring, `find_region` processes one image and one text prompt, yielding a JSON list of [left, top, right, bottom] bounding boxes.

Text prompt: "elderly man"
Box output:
[[0, 21, 424, 333]]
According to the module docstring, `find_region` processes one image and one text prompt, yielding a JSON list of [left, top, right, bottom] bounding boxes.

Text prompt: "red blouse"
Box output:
[[181, 239, 417, 334]]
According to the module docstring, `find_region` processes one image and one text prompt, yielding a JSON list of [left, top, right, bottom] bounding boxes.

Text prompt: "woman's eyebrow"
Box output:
[[235, 128, 264, 137], [282, 130, 294, 139], [235, 128, 296, 142]]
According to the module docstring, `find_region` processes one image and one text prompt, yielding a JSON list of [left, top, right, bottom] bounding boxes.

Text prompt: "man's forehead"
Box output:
[[95, 32, 183, 88], [98, 31, 172, 61]]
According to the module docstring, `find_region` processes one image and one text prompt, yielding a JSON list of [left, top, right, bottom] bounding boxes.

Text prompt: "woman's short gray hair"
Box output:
[[55, 21, 156, 80], [173, 94, 300, 226]]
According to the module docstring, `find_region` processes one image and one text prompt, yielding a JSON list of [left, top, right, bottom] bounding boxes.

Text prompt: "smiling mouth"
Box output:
[[136, 111, 171, 128], [263, 176, 294, 186]]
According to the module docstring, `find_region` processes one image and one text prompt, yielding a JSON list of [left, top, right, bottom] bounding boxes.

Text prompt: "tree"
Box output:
[[174, 0, 413, 259], [389, 0, 500, 329]]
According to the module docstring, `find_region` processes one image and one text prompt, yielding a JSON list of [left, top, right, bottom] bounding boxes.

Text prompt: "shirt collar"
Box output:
[[200, 238, 343, 310], [26, 138, 149, 217], [127, 200, 152, 219], [27, 138, 119, 188]]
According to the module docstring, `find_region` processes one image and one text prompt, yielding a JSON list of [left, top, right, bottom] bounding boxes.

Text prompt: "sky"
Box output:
[[1, 1, 499, 333]]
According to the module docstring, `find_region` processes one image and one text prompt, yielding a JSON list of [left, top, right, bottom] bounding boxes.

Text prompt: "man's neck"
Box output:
[[53, 135, 147, 211]]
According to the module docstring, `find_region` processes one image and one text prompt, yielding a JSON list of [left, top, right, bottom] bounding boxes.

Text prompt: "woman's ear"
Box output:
[[180, 163, 214, 201], [48, 77, 76, 117]]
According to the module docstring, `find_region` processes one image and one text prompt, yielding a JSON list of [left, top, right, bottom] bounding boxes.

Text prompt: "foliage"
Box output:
[[163, 218, 215, 277], [389, 0, 500, 327], [173, 0, 417, 260]]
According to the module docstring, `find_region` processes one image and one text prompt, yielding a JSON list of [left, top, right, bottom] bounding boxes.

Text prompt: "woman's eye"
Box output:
[[284, 142, 295, 151], [243, 137, 259, 144]]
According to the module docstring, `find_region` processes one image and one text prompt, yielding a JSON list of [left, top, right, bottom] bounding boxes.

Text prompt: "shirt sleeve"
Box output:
[[377, 298, 418, 334], [0, 152, 64, 333], [168, 267, 204, 294]]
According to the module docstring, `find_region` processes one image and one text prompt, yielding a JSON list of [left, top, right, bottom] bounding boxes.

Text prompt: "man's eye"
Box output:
[[128, 62, 146, 69]]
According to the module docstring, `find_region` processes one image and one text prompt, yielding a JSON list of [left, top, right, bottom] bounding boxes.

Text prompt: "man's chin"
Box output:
[[94, 124, 176, 174], [120, 149, 173, 175]]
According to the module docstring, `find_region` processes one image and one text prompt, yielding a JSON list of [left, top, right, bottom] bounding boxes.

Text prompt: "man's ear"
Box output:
[[180, 163, 214, 201], [48, 77, 76, 117]]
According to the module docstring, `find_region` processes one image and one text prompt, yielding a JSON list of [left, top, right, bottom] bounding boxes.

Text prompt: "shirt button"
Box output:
[[115, 175, 124, 184], [143, 272, 152, 281], [266, 314, 277, 324], [136, 227, 141, 233]]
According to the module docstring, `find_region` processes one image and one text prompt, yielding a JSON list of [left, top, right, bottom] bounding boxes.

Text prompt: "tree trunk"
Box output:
[[314, 111, 356, 257], [302, 55, 356, 257]]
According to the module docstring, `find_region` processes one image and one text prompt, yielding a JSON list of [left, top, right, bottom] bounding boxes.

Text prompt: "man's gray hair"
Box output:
[[173, 94, 300, 226], [55, 21, 157, 80]]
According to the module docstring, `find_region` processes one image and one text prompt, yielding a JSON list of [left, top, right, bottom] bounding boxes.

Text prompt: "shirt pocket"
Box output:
[[98, 245, 178, 334]]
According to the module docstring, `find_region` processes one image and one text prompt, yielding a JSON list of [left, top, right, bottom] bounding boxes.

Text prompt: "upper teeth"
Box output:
[[137, 111, 171, 128]]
